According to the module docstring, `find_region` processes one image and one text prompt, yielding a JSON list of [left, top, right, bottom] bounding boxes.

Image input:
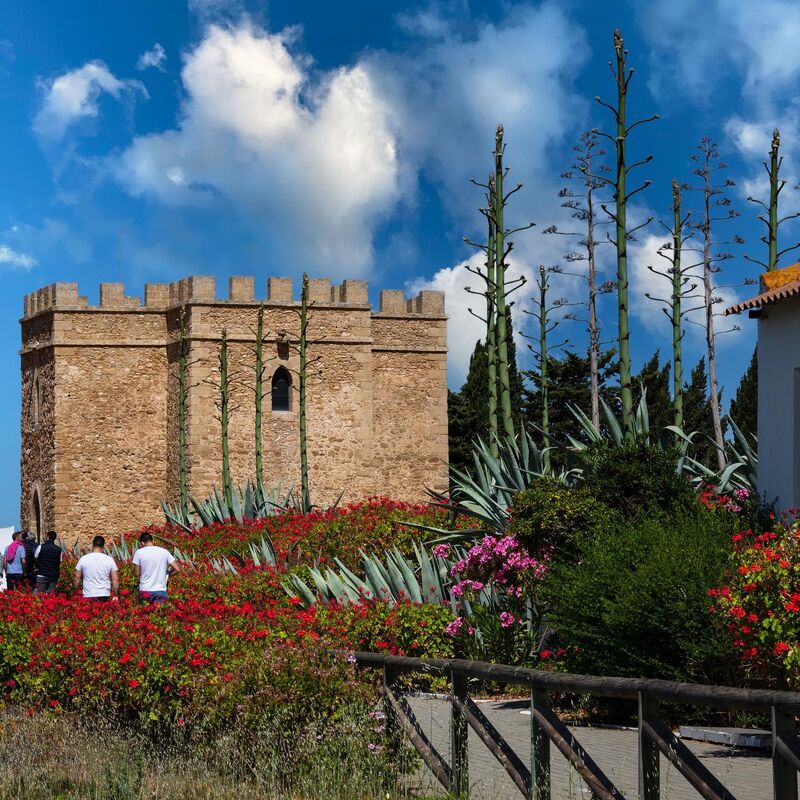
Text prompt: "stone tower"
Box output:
[[20, 276, 447, 542]]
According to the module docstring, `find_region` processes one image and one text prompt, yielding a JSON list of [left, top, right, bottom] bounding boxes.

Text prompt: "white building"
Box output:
[[727, 264, 800, 511]]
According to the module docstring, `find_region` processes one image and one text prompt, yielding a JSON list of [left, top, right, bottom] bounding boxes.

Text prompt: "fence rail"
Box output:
[[353, 652, 800, 800]]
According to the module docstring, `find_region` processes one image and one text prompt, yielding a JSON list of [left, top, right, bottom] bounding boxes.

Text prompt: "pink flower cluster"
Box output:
[[450, 535, 549, 599]]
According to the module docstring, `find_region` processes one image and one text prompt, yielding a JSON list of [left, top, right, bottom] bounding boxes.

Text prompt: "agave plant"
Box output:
[[162, 480, 295, 532], [419, 429, 571, 539], [567, 391, 757, 493], [283, 542, 455, 608]]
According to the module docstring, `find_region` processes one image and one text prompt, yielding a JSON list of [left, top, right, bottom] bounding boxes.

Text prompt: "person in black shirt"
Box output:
[[34, 531, 62, 594], [22, 532, 37, 589]]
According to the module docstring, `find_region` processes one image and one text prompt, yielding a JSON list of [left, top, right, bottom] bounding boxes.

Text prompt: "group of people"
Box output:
[[1, 530, 180, 603]]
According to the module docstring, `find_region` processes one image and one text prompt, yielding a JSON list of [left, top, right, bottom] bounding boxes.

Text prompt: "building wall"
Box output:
[[20, 277, 447, 542], [757, 301, 800, 511]]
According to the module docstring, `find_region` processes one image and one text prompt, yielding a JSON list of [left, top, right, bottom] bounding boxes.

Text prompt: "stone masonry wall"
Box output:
[[20, 277, 447, 542]]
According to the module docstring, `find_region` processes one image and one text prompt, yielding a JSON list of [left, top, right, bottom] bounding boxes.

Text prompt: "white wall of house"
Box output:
[[757, 300, 800, 511]]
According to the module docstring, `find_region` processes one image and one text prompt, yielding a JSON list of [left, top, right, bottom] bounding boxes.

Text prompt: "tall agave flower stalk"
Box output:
[[670, 182, 686, 429], [596, 29, 657, 441], [254, 304, 266, 485], [683, 138, 743, 470], [485, 196, 499, 455], [177, 306, 189, 518], [219, 328, 233, 507], [646, 180, 694, 430], [523, 266, 574, 470], [299, 274, 310, 510], [543, 130, 613, 429], [745, 129, 800, 273], [492, 126, 515, 441], [464, 128, 530, 450]]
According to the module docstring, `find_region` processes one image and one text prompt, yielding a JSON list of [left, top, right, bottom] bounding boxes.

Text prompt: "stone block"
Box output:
[[144, 283, 170, 308], [339, 280, 368, 305], [308, 278, 331, 304], [187, 275, 216, 302], [100, 283, 141, 309], [52, 283, 80, 307], [268, 277, 293, 302], [415, 290, 445, 316], [229, 276, 255, 302], [379, 289, 406, 314]]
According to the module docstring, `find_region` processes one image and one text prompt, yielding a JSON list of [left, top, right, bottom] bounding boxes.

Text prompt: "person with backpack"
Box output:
[[2, 532, 26, 591], [34, 531, 63, 594]]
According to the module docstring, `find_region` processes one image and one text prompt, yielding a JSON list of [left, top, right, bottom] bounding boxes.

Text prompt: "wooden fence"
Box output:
[[353, 651, 800, 800]]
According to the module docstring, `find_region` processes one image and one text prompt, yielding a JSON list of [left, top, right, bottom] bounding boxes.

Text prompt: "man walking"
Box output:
[[132, 532, 179, 603], [2, 532, 26, 591], [74, 536, 118, 602], [34, 531, 62, 594]]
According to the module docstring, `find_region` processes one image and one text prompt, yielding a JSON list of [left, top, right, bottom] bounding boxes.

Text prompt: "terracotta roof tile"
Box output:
[[725, 280, 800, 315]]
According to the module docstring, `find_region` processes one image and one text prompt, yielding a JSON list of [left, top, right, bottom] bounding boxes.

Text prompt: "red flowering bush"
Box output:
[[709, 520, 800, 688], [140, 497, 468, 570]]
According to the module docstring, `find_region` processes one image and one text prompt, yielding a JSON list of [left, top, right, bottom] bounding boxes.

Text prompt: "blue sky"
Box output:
[[0, 0, 796, 524]]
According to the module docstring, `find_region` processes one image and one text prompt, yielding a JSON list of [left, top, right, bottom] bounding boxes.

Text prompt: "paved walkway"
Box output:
[[406, 695, 773, 800]]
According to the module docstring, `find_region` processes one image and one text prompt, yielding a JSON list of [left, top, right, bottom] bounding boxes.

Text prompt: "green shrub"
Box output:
[[544, 508, 738, 684], [508, 478, 615, 561], [579, 439, 696, 517]]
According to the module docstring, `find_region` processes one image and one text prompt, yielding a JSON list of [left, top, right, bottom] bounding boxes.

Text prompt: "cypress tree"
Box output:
[[448, 309, 523, 473], [633, 350, 672, 437], [728, 348, 757, 440], [682, 357, 725, 467], [523, 349, 615, 452]]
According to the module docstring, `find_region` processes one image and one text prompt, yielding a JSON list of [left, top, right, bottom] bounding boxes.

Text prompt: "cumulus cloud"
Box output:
[[117, 22, 401, 276], [407, 255, 538, 388], [0, 244, 36, 270], [369, 3, 588, 229], [638, 0, 800, 104], [136, 43, 166, 72], [113, 5, 587, 276], [628, 231, 744, 346], [33, 61, 147, 140]]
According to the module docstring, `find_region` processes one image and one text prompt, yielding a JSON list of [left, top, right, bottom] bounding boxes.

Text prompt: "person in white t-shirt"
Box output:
[[74, 536, 119, 602], [132, 532, 179, 604]]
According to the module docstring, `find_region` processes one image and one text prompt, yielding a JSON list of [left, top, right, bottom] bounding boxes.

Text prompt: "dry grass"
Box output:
[[0, 711, 412, 800]]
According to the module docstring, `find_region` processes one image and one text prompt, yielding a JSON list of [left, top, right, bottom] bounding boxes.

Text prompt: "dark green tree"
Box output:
[[682, 357, 724, 467], [448, 309, 523, 474], [522, 350, 616, 453], [728, 348, 757, 441], [633, 350, 672, 436]]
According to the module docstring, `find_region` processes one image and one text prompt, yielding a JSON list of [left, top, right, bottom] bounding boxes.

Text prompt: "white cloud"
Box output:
[[408, 255, 538, 388], [117, 22, 401, 276], [136, 43, 166, 72], [638, 0, 800, 104], [114, 6, 587, 276], [368, 2, 588, 230], [0, 244, 36, 270], [33, 61, 147, 140], [629, 232, 744, 344]]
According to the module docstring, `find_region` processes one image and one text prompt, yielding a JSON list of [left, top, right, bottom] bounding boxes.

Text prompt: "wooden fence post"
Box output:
[[531, 687, 551, 800], [772, 704, 799, 800], [384, 664, 401, 786], [638, 691, 660, 800], [451, 669, 469, 798]]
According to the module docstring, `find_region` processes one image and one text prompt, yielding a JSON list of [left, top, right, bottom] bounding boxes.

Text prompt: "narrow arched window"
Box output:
[[271, 367, 292, 412], [32, 488, 42, 540]]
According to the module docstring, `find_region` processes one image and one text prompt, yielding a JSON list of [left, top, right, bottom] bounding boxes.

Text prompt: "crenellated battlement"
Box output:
[[22, 275, 445, 318]]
